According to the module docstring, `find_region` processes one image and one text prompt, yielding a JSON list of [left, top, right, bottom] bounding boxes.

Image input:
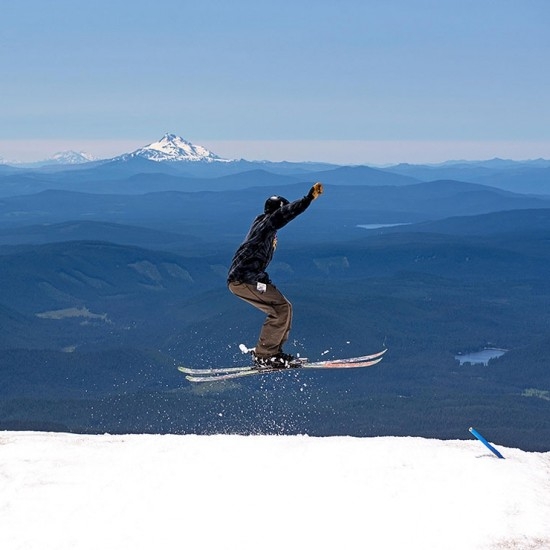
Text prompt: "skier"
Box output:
[[227, 182, 324, 369]]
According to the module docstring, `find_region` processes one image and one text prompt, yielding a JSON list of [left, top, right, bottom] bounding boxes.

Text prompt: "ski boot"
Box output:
[[252, 351, 302, 370]]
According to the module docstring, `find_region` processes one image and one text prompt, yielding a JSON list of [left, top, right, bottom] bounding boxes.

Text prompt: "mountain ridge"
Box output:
[[1, 133, 549, 196]]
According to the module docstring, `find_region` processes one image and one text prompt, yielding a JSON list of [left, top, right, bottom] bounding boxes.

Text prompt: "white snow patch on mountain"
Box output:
[[1, 432, 549, 549]]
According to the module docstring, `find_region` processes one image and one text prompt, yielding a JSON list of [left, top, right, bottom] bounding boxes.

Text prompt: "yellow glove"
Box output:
[[308, 182, 324, 200]]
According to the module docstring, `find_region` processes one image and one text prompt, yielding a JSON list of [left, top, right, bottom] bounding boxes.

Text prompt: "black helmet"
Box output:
[[264, 195, 289, 214]]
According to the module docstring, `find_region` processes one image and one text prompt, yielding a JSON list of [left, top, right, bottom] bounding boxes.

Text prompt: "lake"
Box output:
[[357, 223, 411, 230]]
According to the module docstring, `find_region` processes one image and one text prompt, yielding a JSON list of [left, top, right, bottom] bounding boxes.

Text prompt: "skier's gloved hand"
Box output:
[[308, 182, 324, 200]]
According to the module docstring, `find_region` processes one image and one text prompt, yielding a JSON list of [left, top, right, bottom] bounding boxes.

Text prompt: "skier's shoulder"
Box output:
[[245, 213, 275, 239], [252, 212, 272, 229]]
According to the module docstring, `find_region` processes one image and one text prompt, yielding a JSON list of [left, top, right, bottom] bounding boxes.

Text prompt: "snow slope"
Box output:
[[1, 432, 549, 550]]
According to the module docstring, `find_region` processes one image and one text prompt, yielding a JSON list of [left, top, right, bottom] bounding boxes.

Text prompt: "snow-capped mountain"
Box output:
[[49, 151, 97, 164], [123, 134, 229, 163], [5, 151, 97, 167]]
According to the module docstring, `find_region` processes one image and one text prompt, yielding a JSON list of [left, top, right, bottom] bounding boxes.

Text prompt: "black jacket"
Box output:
[[227, 194, 313, 284]]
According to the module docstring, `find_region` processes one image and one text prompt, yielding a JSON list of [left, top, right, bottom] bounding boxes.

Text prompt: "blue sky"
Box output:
[[1, 0, 549, 163]]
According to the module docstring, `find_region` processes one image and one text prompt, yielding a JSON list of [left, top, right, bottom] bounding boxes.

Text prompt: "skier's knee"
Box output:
[[277, 300, 292, 319]]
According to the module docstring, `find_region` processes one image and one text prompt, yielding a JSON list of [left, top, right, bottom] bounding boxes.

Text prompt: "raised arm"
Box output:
[[270, 182, 323, 230]]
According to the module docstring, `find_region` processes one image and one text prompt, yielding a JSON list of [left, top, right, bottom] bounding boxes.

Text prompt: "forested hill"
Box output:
[[0, 162, 549, 450]]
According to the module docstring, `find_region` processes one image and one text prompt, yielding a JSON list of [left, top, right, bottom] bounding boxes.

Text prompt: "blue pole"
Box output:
[[469, 427, 505, 459]]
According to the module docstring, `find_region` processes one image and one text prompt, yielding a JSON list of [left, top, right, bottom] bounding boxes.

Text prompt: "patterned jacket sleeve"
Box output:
[[269, 195, 313, 230]]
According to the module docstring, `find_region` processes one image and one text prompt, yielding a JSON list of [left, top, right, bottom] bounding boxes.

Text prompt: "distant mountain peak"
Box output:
[[50, 151, 97, 164], [127, 134, 229, 163], [3, 150, 97, 167]]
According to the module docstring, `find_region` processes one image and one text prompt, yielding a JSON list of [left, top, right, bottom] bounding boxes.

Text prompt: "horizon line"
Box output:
[[1, 138, 549, 166]]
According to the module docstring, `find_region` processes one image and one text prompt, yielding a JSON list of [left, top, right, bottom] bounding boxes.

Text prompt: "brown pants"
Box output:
[[228, 281, 292, 357]]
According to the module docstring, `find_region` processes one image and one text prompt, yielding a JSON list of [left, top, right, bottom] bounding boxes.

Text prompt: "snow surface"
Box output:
[[1, 432, 549, 550]]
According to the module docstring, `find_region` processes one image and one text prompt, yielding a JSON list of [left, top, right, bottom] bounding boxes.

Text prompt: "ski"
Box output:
[[178, 348, 387, 376], [181, 353, 386, 383], [310, 348, 387, 366], [177, 364, 265, 375]]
